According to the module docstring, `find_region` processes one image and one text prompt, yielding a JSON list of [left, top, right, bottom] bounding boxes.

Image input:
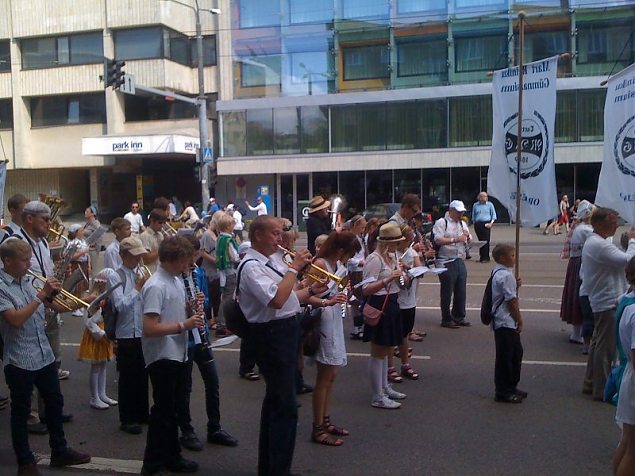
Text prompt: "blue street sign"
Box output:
[[202, 147, 213, 164]]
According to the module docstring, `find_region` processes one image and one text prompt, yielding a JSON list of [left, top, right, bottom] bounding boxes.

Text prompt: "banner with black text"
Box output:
[[596, 62, 635, 224], [487, 55, 559, 226]]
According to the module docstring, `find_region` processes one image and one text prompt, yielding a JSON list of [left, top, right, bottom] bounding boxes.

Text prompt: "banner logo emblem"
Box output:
[[504, 110, 549, 179], [614, 115, 635, 177]]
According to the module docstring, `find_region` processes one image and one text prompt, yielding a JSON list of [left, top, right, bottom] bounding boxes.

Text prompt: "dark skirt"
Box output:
[[363, 293, 403, 347], [560, 256, 582, 325]]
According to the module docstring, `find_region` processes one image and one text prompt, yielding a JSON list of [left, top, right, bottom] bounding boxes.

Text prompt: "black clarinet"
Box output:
[[182, 269, 214, 364]]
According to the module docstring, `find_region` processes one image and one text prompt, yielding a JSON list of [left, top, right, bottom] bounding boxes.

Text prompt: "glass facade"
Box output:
[[22, 32, 103, 69], [230, 1, 634, 99], [124, 95, 197, 122], [30, 94, 106, 127], [0, 99, 12, 129]]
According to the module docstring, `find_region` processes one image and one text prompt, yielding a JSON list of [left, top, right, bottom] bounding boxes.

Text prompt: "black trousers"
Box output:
[[143, 359, 188, 471], [474, 221, 491, 262], [494, 327, 523, 397], [250, 316, 300, 476], [116, 338, 149, 425], [177, 346, 221, 437], [5, 362, 67, 466], [239, 333, 257, 375]]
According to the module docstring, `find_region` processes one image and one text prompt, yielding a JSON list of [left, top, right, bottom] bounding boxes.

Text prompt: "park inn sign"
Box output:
[[82, 134, 200, 156]]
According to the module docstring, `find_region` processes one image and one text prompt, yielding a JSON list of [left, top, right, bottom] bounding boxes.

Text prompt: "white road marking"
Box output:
[[522, 360, 586, 367], [420, 282, 563, 288], [37, 455, 142, 474], [415, 306, 559, 313]]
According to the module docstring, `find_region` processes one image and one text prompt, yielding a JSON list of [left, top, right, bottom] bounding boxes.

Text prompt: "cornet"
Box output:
[[136, 259, 152, 280], [277, 246, 348, 289], [27, 270, 90, 312]]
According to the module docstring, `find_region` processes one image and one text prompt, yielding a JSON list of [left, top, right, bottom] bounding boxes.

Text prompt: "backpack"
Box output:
[[223, 259, 256, 338], [429, 218, 447, 253], [102, 268, 127, 340], [480, 269, 504, 325]]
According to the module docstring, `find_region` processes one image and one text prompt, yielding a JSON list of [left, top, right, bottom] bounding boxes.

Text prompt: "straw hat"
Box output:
[[377, 222, 405, 242], [308, 196, 331, 214]]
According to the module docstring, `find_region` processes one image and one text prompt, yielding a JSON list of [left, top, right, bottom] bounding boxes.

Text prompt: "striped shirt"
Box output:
[[0, 269, 54, 371]]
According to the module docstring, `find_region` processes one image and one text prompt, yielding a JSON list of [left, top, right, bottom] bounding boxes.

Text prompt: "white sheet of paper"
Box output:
[[353, 276, 377, 289]]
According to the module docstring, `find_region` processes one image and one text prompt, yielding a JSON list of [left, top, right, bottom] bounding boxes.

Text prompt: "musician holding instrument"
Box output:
[[306, 196, 332, 256], [83, 206, 102, 277], [103, 218, 132, 271], [176, 235, 238, 452], [66, 224, 91, 317], [0, 239, 91, 474], [140, 236, 204, 475], [238, 216, 315, 476], [310, 231, 360, 447], [108, 236, 150, 435], [139, 209, 167, 274], [345, 215, 368, 340]]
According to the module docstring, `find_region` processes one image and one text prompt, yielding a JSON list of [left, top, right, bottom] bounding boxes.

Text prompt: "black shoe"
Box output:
[[27, 422, 48, 435], [166, 458, 199, 473], [120, 423, 143, 435], [440, 322, 460, 329], [140, 465, 162, 475], [494, 394, 523, 404], [207, 429, 238, 447], [455, 320, 472, 327], [179, 432, 203, 451], [297, 384, 314, 395], [239, 371, 260, 381], [515, 389, 528, 399], [349, 332, 363, 340], [49, 447, 91, 467]]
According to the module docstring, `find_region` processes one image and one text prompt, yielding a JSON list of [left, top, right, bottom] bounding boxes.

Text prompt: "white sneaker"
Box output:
[[100, 395, 118, 406], [89, 398, 109, 410], [384, 385, 407, 400], [58, 369, 70, 380], [371, 395, 401, 409]]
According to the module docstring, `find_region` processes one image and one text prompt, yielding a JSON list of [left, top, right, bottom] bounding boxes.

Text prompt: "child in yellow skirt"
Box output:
[[77, 269, 117, 410]]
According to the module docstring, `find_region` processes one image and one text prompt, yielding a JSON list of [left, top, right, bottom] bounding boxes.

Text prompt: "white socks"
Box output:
[[368, 357, 384, 400], [89, 363, 117, 409]]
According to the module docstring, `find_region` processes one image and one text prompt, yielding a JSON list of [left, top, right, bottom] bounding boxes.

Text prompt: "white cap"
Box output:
[[449, 200, 466, 212], [68, 224, 82, 234]]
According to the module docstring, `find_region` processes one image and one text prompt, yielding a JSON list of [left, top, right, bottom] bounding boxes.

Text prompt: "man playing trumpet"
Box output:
[[0, 239, 91, 474]]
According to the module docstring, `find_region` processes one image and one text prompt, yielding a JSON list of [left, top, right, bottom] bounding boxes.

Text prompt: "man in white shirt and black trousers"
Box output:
[[433, 200, 473, 328], [238, 215, 316, 476]]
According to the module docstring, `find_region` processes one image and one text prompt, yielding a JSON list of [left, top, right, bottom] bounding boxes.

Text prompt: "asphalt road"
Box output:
[[0, 225, 623, 475]]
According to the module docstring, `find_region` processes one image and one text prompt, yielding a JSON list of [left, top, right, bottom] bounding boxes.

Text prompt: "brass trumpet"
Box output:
[[277, 245, 349, 289], [162, 222, 178, 237], [27, 270, 90, 312], [136, 260, 152, 280]]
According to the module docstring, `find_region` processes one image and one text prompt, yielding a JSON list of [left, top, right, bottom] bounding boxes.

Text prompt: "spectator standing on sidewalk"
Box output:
[[471, 192, 497, 263]]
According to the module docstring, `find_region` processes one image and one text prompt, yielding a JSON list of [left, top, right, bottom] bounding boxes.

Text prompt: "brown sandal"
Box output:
[[388, 366, 403, 383], [312, 423, 343, 446], [323, 416, 349, 436], [401, 364, 419, 380]]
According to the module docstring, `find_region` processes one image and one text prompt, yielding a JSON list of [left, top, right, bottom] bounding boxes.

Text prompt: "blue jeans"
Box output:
[[4, 362, 67, 465], [438, 259, 468, 324], [249, 316, 300, 476], [177, 346, 221, 436]]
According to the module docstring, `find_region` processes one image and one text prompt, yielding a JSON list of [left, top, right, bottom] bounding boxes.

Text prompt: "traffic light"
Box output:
[[104, 59, 126, 89]]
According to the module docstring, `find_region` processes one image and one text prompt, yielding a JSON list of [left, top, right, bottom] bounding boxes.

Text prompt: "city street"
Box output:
[[0, 225, 623, 475]]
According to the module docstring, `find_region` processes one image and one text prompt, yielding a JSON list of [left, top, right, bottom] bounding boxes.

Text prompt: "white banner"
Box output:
[[595, 62, 635, 224], [487, 56, 559, 227]]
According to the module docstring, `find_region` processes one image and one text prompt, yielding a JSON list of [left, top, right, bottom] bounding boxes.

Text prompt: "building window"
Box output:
[[0, 40, 10, 72], [331, 106, 358, 152], [0, 99, 12, 129], [577, 22, 634, 65], [555, 91, 576, 143], [274, 107, 300, 154], [454, 34, 507, 73], [22, 32, 103, 69], [341, 0, 389, 19], [191, 36, 217, 66], [240, 56, 281, 87], [520, 30, 569, 63], [246, 109, 274, 155], [290, 0, 333, 24], [342, 44, 389, 80], [166, 29, 191, 66], [578, 89, 605, 142], [449, 96, 492, 147], [30, 93, 105, 127], [114, 27, 163, 60], [124, 94, 196, 122], [300, 106, 328, 153], [222, 111, 247, 157], [238, 0, 280, 28], [455, 0, 506, 9], [398, 0, 446, 14], [397, 38, 447, 77]]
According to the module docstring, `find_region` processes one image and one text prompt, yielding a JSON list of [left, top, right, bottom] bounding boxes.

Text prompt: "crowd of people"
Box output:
[[1, 189, 635, 475]]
